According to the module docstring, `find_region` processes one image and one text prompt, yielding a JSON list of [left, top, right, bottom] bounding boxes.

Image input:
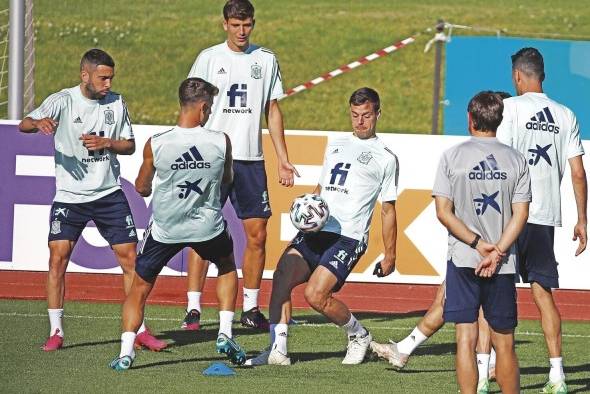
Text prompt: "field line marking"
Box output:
[[2, 312, 589, 338]]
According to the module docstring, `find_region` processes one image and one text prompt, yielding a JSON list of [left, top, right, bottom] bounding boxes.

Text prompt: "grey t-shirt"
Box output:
[[432, 137, 531, 274]]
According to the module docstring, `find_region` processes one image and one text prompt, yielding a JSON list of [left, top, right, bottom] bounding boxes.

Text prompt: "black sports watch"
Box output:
[[469, 234, 481, 249]]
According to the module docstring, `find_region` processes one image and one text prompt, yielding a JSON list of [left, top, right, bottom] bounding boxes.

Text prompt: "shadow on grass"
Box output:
[[159, 326, 261, 348], [292, 311, 429, 325], [290, 350, 346, 363], [131, 356, 229, 370], [62, 339, 120, 349], [520, 363, 590, 393]]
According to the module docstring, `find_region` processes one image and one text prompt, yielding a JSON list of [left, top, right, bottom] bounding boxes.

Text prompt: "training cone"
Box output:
[[203, 362, 236, 376]]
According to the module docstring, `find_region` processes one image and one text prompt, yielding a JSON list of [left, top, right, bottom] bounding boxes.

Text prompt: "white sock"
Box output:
[[243, 288, 259, 311], [397, 327, 428, 355], [48, 308, 64, 337], [477, 353, 491, 380], [119, 331, 136, 359], [272, 323, 288, 354], [549, 357, 565, 383], [490, 347, 496, 368], [137, 321, 146, 334], [187, 291, 201, 312], [341, 314, 366, 337], [218, 310, 234, 338]]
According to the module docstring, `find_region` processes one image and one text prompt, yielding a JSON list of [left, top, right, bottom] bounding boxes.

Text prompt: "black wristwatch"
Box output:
[[469, 234, 481, 249]]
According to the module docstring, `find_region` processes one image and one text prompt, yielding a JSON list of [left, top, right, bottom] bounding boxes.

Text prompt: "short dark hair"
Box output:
[[511, 47, 545, 82], [495, 91, 512, 100], [178, 78, 219, 106], [467, 91, 504, 133], [80, 48, 115, 70], [349, 87, 381, 112], [223, 0, 254, 20]]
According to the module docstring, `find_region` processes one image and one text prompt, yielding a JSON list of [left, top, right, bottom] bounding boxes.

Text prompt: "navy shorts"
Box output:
[[135, 225, 234, 282], [48, 189, 138, 245], [444, 260, 517, 331], [517, 223, 559, 289], [290, 231, 366, 292], [222, 160, 271, 219]]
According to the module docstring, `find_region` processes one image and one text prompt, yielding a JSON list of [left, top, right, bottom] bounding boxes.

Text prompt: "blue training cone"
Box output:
[[203, 362, 236, 376]]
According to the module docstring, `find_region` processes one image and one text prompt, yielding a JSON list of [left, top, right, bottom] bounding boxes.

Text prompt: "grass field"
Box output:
[[1, 299, 589, 393], [2, 1, 590, 132]]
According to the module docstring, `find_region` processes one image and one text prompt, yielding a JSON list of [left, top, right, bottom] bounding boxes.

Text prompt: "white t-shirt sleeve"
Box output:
[[379, 155, 399, 202], [119, 98, 134, 140], [187, 51, 208, 79], [512, 154, 532, 203], [268, 55, 284, 101], [26, 92, 65, 121], [432, 152, 453, 201], [566, 111, 585, 159], [496, 99, 514, 146]]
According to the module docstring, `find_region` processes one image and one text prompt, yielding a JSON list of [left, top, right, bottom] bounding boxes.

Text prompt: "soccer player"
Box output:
[[246, 87, 399, 366], [370, 91, 515, 385], [109, 78, 246, 371], [183, 0, 299, 331], [18, 48, 164, 352], [434, 92, 530, 393], [496, 47, 587, 394]]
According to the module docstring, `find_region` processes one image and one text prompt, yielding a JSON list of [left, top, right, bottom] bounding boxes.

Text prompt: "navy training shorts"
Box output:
[[221, 160, 271, 219], [443, 260, 517, 331], [290, 231, 366, 292], [135, 225, 234, 282], [517, 223, 559, 289], [48, 189, 138, 245]]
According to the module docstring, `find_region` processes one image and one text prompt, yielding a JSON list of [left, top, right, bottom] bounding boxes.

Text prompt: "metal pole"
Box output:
[[8, 0, 24, 119], [431, 19, 444, 135]]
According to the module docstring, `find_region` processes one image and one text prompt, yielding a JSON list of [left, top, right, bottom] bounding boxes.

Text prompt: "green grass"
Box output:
[[2, 0, 590, 132], [1, 299, 589, 393]]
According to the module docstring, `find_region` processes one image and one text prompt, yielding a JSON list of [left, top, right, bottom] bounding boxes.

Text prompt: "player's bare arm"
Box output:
[[569, 155, 587, 256], [475, 201, 529, 277], [435, 196, 504, 266], [135, 138, 155, 197], [379, 200, 397, 276], [18, 117, 58, 135], [222, 133, 234, 184], [265, 99, 300, 187], [79, 134, 135, 155]]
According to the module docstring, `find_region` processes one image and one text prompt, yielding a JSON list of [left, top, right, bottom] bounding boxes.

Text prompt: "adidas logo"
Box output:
[[526, 107, 560, 134], [73, 116, 82, 123], [217, 67, 226, 74], [171, 146, 211, 170], [128, 229, 136, 237], [328, 261, 339, 269], [331, 148, 339, 154], [469, 154, 507, 180]]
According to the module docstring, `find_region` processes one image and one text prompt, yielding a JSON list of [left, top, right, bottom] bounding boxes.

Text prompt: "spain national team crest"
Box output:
[[251, 64, 262, 79], [357, 152, 373, 165], [104, 109, 115, 125], [50, 220, 61, 235]]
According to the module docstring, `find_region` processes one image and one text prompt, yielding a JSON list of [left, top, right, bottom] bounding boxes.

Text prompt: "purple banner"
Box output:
[[0, 124, 246, 273]]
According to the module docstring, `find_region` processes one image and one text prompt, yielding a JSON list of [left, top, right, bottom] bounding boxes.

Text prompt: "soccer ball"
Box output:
[[289, 193, 329, 233]]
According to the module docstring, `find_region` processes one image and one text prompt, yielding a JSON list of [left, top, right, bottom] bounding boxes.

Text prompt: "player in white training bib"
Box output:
[[183, 0, 299, 331], [246, 88, 398, 366], [18, 49, 165, 352]]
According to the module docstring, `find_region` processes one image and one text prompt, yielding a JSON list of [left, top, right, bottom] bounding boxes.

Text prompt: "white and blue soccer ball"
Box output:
[[289, 193, 329, 233]]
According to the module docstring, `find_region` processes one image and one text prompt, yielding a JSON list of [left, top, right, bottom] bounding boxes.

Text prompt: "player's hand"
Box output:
[[33, 118, 58, 135], [374, 256, 396, 277], [573, 220, 587, 256], [278, 160, 300, 187], [475, 239, 504, 259], [79, 134, 112, 151], [475, 249, 502, 278]]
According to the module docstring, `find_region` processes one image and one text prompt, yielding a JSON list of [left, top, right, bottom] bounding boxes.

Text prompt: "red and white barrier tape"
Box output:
[[280, 36, 416, 99]]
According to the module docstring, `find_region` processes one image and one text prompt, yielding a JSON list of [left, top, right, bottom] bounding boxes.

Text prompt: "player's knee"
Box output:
[[304, 286, 328, 311], [48, 253, 69, 275], [246, 226, 267, 249]]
